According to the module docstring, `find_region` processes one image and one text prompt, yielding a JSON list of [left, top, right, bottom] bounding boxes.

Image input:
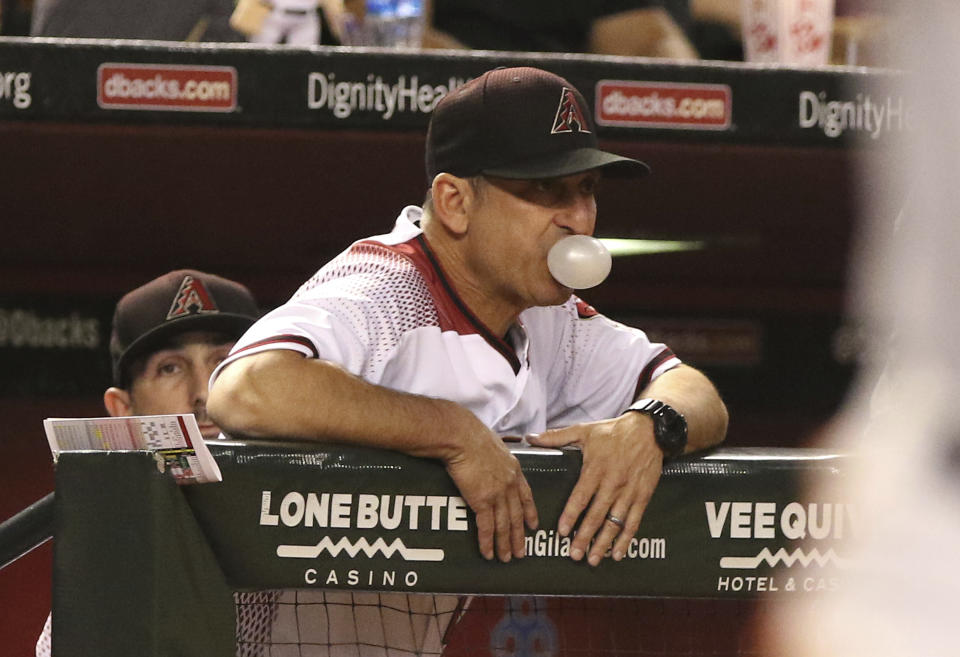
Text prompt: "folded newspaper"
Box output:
[[43, 414, 222, 484]]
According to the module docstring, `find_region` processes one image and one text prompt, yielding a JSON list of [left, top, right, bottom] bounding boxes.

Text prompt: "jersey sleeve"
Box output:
[[535, 297, 681, 428], [211, 294, 372, 385], [211, 242, 439, 387]]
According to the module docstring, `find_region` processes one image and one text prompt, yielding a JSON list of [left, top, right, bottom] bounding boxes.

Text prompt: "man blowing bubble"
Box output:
[[208, 66, 728, 567]]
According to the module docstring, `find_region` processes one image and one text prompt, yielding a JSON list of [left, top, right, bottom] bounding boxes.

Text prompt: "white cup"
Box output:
[[741, 0, 835, 66]]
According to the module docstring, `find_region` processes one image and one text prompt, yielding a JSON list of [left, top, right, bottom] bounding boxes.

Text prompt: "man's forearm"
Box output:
[[208, 348, 539, 562], [208, 349, 472, 462], [638, 364, 728, 452]]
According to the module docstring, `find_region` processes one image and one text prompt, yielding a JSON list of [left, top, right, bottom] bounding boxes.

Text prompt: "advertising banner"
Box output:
[[185, 441, 850, 598], [0, 37, 903, 147]]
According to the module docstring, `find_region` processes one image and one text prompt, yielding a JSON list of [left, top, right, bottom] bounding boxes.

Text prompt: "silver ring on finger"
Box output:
[[605, 512, 625, 529]]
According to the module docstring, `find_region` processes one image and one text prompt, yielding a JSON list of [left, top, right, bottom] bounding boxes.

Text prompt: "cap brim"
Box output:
[[482, 147, 651, 180], [115, 313, 255, 385]]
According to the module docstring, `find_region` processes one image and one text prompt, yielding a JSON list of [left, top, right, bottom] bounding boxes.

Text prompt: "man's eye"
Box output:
[[532, 180, 563, 202], [158, 362, 181, 376], [581, 178, 600, 195]]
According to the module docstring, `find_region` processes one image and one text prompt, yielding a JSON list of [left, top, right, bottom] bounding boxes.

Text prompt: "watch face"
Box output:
[[658, 409, 684, 433], [627, 399, 687, 457]]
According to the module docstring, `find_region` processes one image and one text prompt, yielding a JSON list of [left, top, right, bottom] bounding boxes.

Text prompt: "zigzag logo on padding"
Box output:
[[719, 547, 848, 570], [277, 536, 445, 562]]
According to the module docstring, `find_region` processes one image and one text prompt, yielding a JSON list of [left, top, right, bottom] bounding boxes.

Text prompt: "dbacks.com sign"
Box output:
[[595, 80, 731, 130], [97, 63, 237, 112]]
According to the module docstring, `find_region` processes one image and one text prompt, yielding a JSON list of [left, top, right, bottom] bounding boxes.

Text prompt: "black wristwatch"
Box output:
[[625, 398, 688, 458]]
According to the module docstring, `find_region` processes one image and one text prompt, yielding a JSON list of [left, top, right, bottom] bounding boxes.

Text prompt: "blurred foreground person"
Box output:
[[768, 4, 960, 656]]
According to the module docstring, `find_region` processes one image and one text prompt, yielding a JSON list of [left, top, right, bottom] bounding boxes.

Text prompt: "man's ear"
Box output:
[[103, 387, 134, 418], [430, 173, 473, 235]]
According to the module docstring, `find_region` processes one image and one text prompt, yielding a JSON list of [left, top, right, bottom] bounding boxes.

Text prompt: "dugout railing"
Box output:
[[47, 441, 848, 656]]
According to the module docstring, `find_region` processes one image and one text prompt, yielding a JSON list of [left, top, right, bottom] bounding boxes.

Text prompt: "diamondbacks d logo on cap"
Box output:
[[551, 87, 591, 135], [167, 275, 219, 320]]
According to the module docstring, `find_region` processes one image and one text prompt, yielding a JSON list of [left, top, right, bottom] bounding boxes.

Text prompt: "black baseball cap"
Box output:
[[110, 269, 260, 387], [425, 66, 650, 181]]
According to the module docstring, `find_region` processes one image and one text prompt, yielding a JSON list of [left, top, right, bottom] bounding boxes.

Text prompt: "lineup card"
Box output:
[[43, 414, 222, 484]]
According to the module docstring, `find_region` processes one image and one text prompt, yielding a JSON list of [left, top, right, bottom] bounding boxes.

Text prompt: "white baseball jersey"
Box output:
[[215, 206, 679, 433]]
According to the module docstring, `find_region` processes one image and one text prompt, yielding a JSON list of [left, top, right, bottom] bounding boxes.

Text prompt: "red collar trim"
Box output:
[[382, 235, 522, 374]]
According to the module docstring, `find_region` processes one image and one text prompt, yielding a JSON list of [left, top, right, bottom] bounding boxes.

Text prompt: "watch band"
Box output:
[[627, 398, 661, 414]]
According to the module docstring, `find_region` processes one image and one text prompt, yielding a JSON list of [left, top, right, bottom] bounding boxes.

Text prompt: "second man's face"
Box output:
[[128, 331, 235, 439]]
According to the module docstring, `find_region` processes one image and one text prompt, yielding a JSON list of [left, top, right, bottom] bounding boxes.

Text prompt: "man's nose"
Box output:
[[557, 193, 597, 236], [191, 366, 213, 403]]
